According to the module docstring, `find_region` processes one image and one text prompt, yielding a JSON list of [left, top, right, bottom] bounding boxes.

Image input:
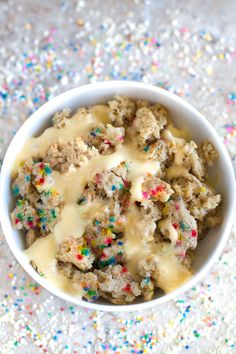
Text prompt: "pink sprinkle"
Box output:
[[117, 135, 124, 142], [179, 251, 186, 258], [94, 173, 102, 184], [151, 189, 157, 196], [175, 204, 179, 210], [104, 139, 112, 145], [180, 27, 189, 33], [142, 191, 148, 199]]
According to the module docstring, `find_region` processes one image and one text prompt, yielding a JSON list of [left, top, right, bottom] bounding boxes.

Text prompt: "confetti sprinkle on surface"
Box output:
[[1, 1, 236, 353]]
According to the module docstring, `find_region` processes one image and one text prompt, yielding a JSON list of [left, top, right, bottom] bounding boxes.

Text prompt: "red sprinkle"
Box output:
[[191, 229, 197, 237], [104, 139, 112, 145], [175, 204, 180, 210], [15, 218, 20, 224], [123, 284, 132, 292], [76, 254, 83, 260], [39, 177, 45, 185], [105, 237, 113, 245], [121, 266, 128, 274], [156, 185, 166, 193], [39, 163, 45, 169], [172, 223, 178, 229]]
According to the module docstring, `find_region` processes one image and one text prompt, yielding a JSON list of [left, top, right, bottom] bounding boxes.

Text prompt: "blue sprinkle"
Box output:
[[13, 186, 19, 196], [0, 92, 8, 100], [117, 241, 124, 246], [111, 185, 117, 191], [143, 145, 150, 152]]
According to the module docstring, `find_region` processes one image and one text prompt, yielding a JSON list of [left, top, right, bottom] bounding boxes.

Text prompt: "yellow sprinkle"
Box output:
[[204, 33, 212, 41], [178, 233, 183, 241], [218, 53, 225, 60], [46, 60, 52, 69], [193, 50, 202, 62]]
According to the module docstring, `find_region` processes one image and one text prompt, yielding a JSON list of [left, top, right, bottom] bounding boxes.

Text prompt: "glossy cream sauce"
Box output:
[[20, 105, 192, 296]]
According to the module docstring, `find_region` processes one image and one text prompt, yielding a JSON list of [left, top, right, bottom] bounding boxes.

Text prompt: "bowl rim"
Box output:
[[0, 80, 235, 312]]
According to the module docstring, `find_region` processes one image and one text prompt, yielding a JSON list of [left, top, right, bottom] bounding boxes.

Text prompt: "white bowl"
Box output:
[[0, 81, 235, 312]]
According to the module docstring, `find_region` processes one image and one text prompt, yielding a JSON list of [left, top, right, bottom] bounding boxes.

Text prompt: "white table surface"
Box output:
[[0, 1, 236, 353]]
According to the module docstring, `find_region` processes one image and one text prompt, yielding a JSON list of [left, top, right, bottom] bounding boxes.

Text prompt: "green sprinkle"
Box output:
[[109, 216, 116, 222], [16, 213, 23, 221], [51, 209, 57, 219], [87, 290, 97, 296], [17, 199, 24, 206], [81, 248, 90, 256], [193, 330, 200, 338]]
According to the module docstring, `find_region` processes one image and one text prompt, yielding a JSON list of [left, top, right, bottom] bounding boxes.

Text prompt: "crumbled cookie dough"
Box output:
[[11, 199, 38, 230], [25, 229, 37, 248], [137, 255, 160, 286], [172, 174, 221, 221], [141, 139, 169, 163], [142, 175, 174, 203], [133, 106, 167, 147], [11, 96, 222, 304], [44, 137, 98, 173], [159, 198, 198, 256], [182, 141, 205, 180], [52, 107, 72, 129], [84, 123, 125, 154], [199, 140, 218, 166], [57, 261, 99, 302], [108, 95, 136, 126], [140, 277, 155, 301], [56, 237, 95, 271], [11, 159, 63, 244], [95, 265, 141, 304], [83, 163, 131, 211]]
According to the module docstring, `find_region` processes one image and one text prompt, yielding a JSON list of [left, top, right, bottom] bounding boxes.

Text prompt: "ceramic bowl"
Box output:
[[0, 81, 235, 311]]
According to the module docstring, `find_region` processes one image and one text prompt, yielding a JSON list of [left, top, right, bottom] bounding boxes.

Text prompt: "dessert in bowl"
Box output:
[[0, 81, 235, 311]]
